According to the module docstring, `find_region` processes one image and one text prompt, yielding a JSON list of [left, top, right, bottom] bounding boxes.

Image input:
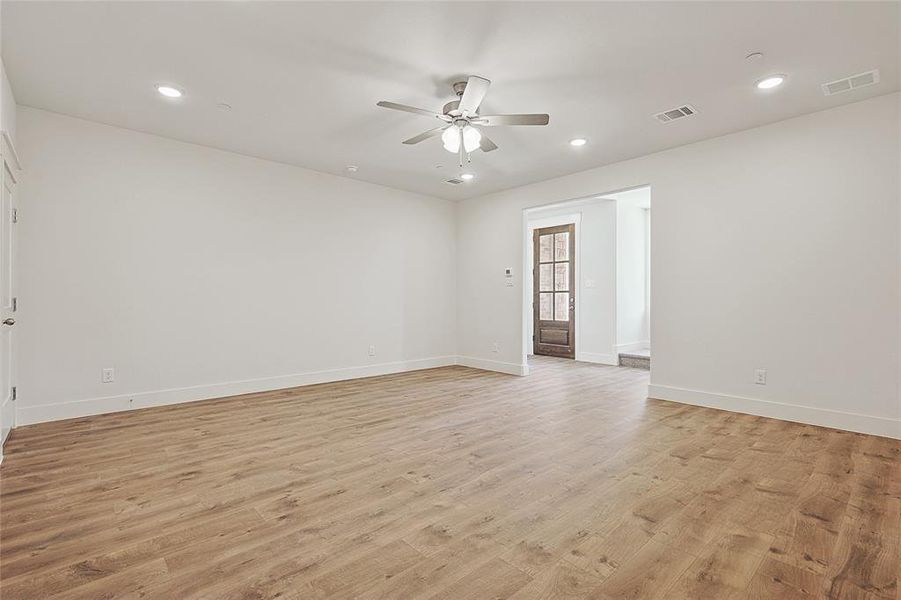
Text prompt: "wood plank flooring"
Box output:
[[1, 357, 898, 599]]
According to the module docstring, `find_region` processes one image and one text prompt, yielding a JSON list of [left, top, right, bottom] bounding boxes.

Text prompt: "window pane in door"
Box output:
[[539, 293, 553, 320], [539, 264, 553, 291], [539, 235, 553, 262], [554, 263, 569, 291], [554, 232, 569, 261], [554, 292, 569, 321]]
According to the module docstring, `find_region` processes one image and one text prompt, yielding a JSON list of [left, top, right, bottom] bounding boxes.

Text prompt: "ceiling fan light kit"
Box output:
[[377, 75, 550, 168], [441, 124, 482, 154]]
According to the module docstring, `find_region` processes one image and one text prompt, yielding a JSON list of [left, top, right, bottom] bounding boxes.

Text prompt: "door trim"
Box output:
[[0, 131, 20, 452], [0, 156, 17, 449], [1, 131, 21, 179], [524, 212, 582, 364]]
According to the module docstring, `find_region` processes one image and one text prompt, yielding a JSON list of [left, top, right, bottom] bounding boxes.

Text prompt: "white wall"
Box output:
[[614, 193, 650, 351], [11, 94, 901, 440], [16, 107, 457, 424], [525, 199, 617, 365], [457, 93, 901, 439]]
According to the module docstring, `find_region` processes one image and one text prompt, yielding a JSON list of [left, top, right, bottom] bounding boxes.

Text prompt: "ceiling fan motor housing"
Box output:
[[443, 99, 461, 116]]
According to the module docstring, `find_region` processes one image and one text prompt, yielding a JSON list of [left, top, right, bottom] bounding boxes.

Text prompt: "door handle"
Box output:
[[2, 318, 14, 326]]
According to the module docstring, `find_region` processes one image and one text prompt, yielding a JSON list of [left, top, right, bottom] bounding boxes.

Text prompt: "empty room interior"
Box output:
[[0, 2, 899, 599]]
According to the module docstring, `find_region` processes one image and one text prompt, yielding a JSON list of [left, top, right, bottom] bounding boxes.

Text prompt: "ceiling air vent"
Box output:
[[654, 104, 697, 123], [822, 69, 880, 96], [444, 178, 465, 185]]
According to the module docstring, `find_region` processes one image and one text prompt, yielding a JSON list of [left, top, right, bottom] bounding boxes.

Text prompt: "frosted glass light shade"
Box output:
[[462, 125, 481, 152], [442, 125, 481, 153], [442, 127, 460, 153]]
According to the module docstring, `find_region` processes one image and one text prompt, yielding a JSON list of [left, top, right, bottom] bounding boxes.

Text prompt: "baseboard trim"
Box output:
[[648, 384, 901, 440], [576, 352, 619, 366], [455, 356, 529, 376], [16, 356, 458, 426], [615, 341, 649, 354]]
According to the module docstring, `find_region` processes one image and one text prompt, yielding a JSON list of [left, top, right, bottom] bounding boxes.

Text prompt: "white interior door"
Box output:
[[0, 160, 17, 449]]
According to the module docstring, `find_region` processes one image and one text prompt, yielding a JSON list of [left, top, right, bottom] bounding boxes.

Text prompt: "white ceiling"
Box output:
[[3, 2, 898, 200]]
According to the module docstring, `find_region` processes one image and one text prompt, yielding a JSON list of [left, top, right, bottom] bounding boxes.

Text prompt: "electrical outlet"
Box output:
[[492, 342, 499, 353], [102, 368, 115, 383], [368, 345, 376, 357], [754, 369, 767, 385]]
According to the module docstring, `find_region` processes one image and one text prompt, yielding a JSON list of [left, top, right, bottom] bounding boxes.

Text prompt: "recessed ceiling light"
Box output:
[[756, 75, 786, 90], [460, 173, 475, 181], [569, 138, 587, 147], [156, 84, 183, 98], [216, 102, 232, 111], [346, 165, 359, 173]]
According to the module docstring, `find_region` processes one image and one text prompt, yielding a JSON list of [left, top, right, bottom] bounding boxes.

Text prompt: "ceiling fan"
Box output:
[[377, 75, 550, 167]]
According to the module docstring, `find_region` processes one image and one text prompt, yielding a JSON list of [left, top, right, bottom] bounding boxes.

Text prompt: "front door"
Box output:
[[0, 160, 17, 448], [533, 224, 575, 358]]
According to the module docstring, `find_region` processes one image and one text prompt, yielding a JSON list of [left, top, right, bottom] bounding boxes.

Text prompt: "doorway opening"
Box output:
[[522, 186, 650, 370], [603, 187, 651, 369]]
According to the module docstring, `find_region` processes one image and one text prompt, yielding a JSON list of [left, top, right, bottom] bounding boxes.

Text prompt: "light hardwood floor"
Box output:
[[1, 357, 898, 599]]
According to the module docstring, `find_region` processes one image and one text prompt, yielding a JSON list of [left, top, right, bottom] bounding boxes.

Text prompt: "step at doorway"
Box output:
[[619, 345, 650, 370]]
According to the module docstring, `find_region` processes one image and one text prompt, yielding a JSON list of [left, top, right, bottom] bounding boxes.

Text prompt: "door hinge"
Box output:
[[12, 297, 16, 312], [12, 208, 17, 224], [11, 386, 16, 401]]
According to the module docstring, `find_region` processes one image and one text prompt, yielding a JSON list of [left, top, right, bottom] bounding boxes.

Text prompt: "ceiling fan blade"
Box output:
[[458, 76, 491, 115], [479, 134, 498, 152], [473, 114, 550, 126], [377, 101, 444, 119], [402, 126, 448, 145]]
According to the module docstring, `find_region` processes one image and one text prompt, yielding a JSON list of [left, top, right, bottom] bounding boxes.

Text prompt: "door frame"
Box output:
[[524, 213, 582, 361], [532, 224, 576, 358], [0, 130, 21, 455]]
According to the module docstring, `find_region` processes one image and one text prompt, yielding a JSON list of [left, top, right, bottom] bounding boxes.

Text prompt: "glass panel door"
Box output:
[[533, 223, 575, 358]]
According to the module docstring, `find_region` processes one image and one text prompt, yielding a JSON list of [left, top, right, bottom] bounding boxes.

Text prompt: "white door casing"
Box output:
[[0, 155, 18, 450]]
